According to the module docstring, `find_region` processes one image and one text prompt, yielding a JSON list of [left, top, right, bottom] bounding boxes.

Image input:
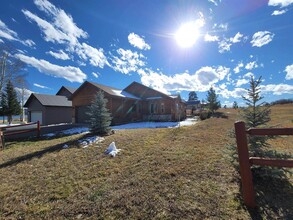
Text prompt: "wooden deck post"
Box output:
[[234, 121, 256, 208]]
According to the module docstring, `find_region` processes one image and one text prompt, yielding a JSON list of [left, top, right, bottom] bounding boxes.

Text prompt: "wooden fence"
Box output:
[[234, 121, 293, 208], [0, 121, 40, 150]]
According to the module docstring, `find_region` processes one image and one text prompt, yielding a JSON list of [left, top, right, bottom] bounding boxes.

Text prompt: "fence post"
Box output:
[[234, 121, 256, 208], [0, 131, 4, 150], [37, 121, 40, 138]]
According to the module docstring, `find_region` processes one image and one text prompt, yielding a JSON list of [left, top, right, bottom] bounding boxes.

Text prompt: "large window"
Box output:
[[150, 103, 157, 114], [161, 103, 165, 113]]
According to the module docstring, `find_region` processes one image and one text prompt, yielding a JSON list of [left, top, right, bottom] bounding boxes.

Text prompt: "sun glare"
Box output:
[[175, 22, 200, 48]]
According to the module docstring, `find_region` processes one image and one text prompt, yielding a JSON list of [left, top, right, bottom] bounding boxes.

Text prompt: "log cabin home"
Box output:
[[70, 81, 186, 125]]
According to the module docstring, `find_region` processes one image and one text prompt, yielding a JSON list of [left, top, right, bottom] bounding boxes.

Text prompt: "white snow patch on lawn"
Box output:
[[42, 118, 198, 137], [43, 127, 89, 137], [112, 117, 198, 130], [78, 136, 105, 148], [105, 142, 121, 157]]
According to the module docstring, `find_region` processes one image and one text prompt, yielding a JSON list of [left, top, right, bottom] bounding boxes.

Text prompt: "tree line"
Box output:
[[0, 43, 26, 124]]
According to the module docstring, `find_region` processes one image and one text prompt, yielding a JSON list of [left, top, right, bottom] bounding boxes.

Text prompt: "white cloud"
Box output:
[[33, 83, 50, 89], [245, 61, 258, 70], [218, 32, 245, 53], [33, 0, 88, 45], [138, 66, 230, 94], [285, 64, 293, 80], [230, 32, 243, 43], [204, 33, 219, 42], [235, 78, 249, 87], [251, 31, 274, 47], [92, 72, 100, 78], [16, 53, 87, 83], [22, 9, 70, 44], [75, 43, 109, 68], [261, 84, 293, 95], [0, 19, 37, 47], [22, 2, 110, 69], [111, 48, 146, 74], [234, 62, 244, 73], [128, 33, 151, 50], [24, 39, 36, 47], [218, 40, 232, 53], [268, 0, 293, 8], [217, 87, 247, 99], [244, 72, 254, 79], [208, 0, 220, 6], [46, 49, 70, 60], [272, 9, 287, 15], [213, 23, 228, 31], [0, 20, 19, 41]]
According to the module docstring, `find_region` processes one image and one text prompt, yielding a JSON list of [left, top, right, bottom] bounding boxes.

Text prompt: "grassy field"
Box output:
[[0, 104, 292, 219]]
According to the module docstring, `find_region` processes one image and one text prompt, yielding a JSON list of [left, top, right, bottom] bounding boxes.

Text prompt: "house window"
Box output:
[[161, 103, 165, 113], [150, 103, 157, 114]]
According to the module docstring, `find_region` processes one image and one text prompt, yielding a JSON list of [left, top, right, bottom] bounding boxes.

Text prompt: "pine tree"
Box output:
[[188, 91, 198, 101], [4, 80, 21, 124], [206, 87, 221, 114], [228, 76, 291, 178], [86, 91, 112, 135], [232, 101, 238, 109], [240, 77, 271, 158], [0, 91, 7, 123]]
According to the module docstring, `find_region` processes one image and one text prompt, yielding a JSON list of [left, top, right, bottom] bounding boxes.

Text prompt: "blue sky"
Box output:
[[0, 0, 292, 107]]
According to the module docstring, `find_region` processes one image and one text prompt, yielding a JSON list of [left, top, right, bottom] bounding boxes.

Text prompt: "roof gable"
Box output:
[[56, 86, 77, 98], [123, 82, 170, 100], [71, 81, 140, 100], [24, 93, 72, 107]]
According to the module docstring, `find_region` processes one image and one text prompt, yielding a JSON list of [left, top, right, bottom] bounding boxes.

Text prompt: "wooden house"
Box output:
[[70, 81, 186, 125]]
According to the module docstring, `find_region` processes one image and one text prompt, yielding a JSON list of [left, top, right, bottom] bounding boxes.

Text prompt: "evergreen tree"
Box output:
[[0, 91, 7, 123], [232, 101, 238, 109], [86, 91, 112, 135], [188, 91, 198, 101], [4, 80, 21, 124], [206, 87, 221, 114]]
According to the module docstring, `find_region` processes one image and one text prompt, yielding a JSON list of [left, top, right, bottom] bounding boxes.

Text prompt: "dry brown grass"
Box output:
[[0, 104, 292, 219]]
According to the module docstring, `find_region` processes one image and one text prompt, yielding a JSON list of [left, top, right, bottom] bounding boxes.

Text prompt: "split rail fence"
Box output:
[[234, 121, 293, 208], [0, 121, 40, 150]]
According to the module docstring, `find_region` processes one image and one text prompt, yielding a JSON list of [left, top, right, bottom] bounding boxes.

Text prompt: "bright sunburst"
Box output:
[[175, 22, 200, 48]]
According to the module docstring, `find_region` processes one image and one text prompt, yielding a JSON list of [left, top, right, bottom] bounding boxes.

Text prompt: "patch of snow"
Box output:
[[78, 136, 105, 148], [111, 89, 140, 100], [43, 127, 89, 137], [63, 144, 69, 149], [112, 117, 198, 130], [105, 142, 121, 157]]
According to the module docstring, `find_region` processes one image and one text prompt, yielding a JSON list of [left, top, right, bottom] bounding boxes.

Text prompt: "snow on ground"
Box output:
[[43, 127, 89, 137], [42, 117, 198, 137], [112, 117, 198, 130], [78, 136, 105, 148], [105, 142, 121, 157]]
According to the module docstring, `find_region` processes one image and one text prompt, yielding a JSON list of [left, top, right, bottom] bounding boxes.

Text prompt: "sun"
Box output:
[[175, 22, 200, 48]]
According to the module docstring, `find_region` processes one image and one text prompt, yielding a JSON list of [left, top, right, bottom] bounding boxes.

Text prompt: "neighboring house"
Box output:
[[70, 81, 186, 125], [24, 94, 72, 125], [56, 86, 77, 99], [186, 100, 201, 116]]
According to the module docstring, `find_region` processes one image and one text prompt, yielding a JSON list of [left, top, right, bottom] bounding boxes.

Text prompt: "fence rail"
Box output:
[[234, 121, 293, 208], [0, 121, 40, 150]]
